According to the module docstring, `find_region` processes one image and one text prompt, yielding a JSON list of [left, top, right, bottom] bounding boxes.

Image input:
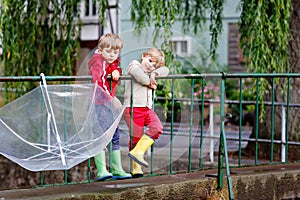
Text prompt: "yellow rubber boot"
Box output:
[[128, 134, 154, 167], [131, 160, 143, 178]]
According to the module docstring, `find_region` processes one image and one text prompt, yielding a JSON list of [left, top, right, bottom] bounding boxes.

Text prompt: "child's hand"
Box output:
[[148, 82, 157, 90], [149, 72, 157, 90], [112, 70, 120, 81], [150, 72, 157, 85]]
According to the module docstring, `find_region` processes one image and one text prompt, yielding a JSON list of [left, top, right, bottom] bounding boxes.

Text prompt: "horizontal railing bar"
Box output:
[[161, 130, 300, 145], [224, 73, 300, 78], [0, 75, 92, 82], [153, 96, 300, 107], [1, 73, 300, 82], [120, 121, 299, 145]]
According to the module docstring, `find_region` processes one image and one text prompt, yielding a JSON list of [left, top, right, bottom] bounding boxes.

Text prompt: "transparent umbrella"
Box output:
[[0, 73, 124, 171]]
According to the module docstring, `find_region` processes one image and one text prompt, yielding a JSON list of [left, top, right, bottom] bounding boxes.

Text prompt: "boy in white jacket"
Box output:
[[123, 48, 169, 178]]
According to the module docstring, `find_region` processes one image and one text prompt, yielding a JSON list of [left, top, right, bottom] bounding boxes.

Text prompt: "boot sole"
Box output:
[[132, 173, 144, 178], [128, 153, 148, 167], [112, 175, 132, 180], [97, 175, 113, 181]]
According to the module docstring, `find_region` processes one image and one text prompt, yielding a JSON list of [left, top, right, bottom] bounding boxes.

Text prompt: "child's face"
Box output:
[[99, 46, 120, 64], [141, 55, 157, 73]]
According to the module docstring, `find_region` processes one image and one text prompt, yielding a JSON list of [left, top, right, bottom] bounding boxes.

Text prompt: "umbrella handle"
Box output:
[[40, 73, 47, 87]]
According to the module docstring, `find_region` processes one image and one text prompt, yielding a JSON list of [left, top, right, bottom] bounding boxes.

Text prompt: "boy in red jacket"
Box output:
[[88, 33, 131, 181]]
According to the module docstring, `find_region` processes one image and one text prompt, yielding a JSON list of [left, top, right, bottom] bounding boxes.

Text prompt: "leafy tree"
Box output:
[[240, 0, 291, 119], [239, 0, 300, 160], [0, 0, 81, 101]]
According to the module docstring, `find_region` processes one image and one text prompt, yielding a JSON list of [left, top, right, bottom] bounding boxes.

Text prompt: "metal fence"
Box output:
[[0, 73, 300, 198]]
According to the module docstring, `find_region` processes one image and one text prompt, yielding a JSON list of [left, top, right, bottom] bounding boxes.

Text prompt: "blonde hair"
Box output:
[[142, 48, 165, 68], [98, 33, 123, 50]]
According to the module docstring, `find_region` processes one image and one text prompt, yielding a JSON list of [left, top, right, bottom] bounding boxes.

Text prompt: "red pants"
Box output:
[[123, 107, 163, 150]]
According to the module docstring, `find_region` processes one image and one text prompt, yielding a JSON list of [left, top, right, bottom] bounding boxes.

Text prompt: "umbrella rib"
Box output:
[[40, 73, 66, 166], [0, 119, 49, 152]]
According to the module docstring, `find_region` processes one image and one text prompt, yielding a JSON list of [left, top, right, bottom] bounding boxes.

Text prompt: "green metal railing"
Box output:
[[1, 73, 300, 200]]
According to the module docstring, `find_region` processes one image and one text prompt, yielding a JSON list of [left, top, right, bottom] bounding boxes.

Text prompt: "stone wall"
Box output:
[[0, 155, 97, 190], [0, 146, 210, 191], [0, 153, 199, 190], [55, 169, 300, 200]]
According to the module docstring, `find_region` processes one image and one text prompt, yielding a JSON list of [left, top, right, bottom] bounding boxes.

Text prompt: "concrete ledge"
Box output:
[[2, 163, 300, 200], [233, 169, 300, 199]]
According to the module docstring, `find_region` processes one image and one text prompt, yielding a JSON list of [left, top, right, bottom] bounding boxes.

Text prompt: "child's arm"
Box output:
[[153, 66, 169, 77], [148, 66, 169, 90], [128, 61, 151, 85], [109, 58, 122, 81], [88, 63, 102, 83], [149, 72, 158, 90]]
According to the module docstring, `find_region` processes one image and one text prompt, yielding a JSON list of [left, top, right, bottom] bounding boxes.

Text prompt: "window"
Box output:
[[84, 0, 97, 17], [79, 0, 98, 21], [171, 36, 191, 57]]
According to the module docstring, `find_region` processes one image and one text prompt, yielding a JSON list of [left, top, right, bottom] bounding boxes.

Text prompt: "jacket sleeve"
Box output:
[[108, 58, 122, 75], [127, 61, 150, 85], [153, 66, 169, 77], [88, 62, 103, 84]]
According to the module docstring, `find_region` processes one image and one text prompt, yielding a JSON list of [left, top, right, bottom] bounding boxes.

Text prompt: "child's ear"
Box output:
[[98, 47, 102, 53]]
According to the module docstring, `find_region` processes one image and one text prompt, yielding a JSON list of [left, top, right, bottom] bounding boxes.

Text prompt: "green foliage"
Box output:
[[209, 0, 223, 61], [0, 0, 81, 102], [240, 0, 290, 72], [96, 0, 109, 26], [225, 78, 255, 116], [239, 0, 291, 119], [130, 0, 224, 65]]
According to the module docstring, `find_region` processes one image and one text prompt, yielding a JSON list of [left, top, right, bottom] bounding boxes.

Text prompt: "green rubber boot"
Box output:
[[111, 150, 132, 180], [94, 150, 112, 181]]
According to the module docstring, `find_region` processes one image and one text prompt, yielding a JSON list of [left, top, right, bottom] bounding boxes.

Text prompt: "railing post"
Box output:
[[199, 78, 205, 169], [285, 77, 291, 162], [217, 73, 234, 200], [281, 105, 286, 162], [270, 78, 275, 162], [217, 81, 225, 190], [209, 102, 214, 162], [189, 79, 195, 171], [255, 78, 259, 165], [169, 78, 175, 174]]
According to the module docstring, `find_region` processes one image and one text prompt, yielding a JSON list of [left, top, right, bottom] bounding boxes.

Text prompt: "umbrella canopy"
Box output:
[[0, 74, 124, 171]]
